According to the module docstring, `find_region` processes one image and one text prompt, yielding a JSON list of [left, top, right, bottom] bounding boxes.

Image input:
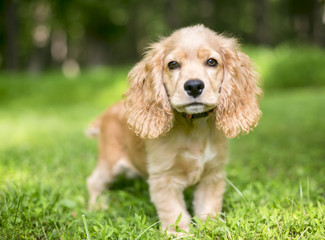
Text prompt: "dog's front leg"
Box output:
[[148, 174, 191, 234], [193, 170, 226, 221]]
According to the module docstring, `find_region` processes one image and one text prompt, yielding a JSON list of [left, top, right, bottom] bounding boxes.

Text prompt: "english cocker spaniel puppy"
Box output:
[[86, 25, 262, 234]]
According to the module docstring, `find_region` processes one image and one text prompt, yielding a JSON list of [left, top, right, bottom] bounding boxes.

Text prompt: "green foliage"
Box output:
[[0, 67, 129, 109], [245, 45, 325, 89], [0, 47, 324, 239]]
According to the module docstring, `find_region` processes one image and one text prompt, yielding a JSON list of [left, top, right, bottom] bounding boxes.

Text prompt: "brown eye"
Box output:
[[207, 58, 218, 67], [168, 61, 180, 70]]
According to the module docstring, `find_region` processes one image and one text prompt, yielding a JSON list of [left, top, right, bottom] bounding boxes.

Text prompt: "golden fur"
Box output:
[[86, 25, 262, 234]]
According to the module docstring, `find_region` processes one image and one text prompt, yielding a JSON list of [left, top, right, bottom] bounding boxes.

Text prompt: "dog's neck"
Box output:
[[169, 109, 218, 140], [181, 108, 215, 119]]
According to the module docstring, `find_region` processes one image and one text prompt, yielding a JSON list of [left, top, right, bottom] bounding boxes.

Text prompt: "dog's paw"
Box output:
[[166, 229, 193, 238], [88, 195, 108, 211]]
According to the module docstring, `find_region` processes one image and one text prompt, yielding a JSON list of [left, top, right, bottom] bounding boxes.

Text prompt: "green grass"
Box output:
[[244, 45, 325, 89], [0, 47, 325, 239]]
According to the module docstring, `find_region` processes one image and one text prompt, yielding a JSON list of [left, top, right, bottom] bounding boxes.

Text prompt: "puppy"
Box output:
[[86, 25, 262, 234]]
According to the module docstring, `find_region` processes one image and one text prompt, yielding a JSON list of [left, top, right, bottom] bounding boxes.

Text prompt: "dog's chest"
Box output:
[[177, 139, 218, 186]]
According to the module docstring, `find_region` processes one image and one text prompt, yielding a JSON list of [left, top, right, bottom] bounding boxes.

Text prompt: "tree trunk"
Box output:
[[165, 0, 179, 29], [255, 0, 270, 45], [4, 0, 19, 70], [312, 0, 325, 46]]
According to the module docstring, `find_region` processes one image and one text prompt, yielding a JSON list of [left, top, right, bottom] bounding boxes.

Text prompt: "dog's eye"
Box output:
[[206, 58, 218, 67], [168, 61, 180, 70]]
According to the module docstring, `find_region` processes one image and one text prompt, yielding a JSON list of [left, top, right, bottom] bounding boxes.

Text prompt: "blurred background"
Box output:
[[1, 0, 325, 74]]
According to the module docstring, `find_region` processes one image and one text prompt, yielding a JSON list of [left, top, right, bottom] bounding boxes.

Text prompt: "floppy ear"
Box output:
[[216, 41, 262, 138], [124, 42, 174, 139]]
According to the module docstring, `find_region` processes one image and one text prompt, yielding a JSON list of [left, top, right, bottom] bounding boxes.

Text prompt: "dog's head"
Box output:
[[125, 25, 262, 139]]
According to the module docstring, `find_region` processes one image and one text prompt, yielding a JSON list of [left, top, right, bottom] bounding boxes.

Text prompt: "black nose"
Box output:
[[184, 79, 205, 98]]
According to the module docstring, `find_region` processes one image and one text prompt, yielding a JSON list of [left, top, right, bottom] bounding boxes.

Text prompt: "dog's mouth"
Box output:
[[172, 100, 217, 116], [173, 102, 216, 118], [178, 103, 215, 119], [184, 103, 207, 114]]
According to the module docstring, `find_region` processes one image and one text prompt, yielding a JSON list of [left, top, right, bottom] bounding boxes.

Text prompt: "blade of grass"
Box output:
[[14, 195, 24, 226], [135, 221, 160, 240], [82, 214, 91, 240], [226, 178, 246, 202]]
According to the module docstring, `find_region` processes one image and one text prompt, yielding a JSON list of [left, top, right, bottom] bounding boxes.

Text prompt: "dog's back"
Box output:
[[86, 102, 148, 208]]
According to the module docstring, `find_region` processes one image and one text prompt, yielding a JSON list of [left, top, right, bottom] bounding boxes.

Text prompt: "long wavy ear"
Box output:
[[124, 42, 174, 139], [216, 40, 262, 138]]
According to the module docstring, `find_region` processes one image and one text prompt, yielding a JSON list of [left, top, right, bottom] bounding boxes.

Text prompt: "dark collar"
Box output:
[[182, 108, 215, 119]]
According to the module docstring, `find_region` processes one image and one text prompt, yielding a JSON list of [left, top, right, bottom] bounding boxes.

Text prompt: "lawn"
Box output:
[[0, 47, 324, 239]]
